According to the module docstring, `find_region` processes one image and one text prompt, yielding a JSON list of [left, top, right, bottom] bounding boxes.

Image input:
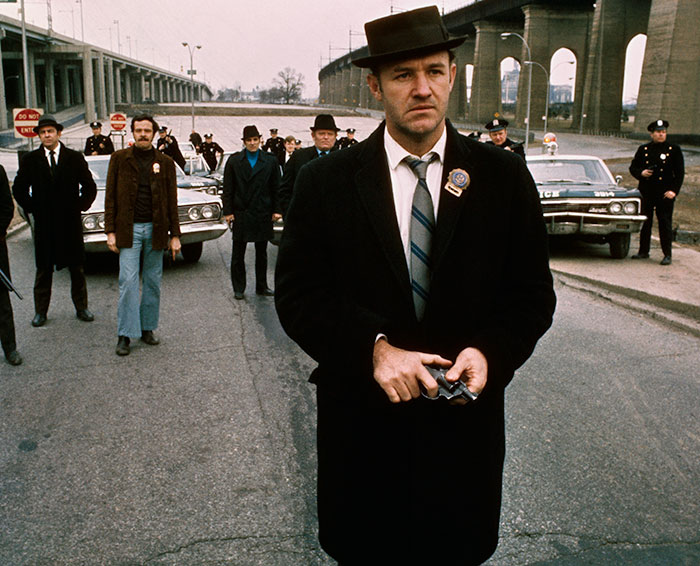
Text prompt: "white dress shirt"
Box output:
[[383, 126, 446, 268], [44, 143, 61, 167]]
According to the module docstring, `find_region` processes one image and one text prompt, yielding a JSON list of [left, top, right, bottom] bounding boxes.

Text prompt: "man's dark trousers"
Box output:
[[231, 241, 268, 293], [638, 194, 674, 257], [0, 239, 16, 356], [34, 264, 88, 316]]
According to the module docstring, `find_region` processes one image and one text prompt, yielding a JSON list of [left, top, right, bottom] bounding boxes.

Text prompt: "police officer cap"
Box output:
[[269, 128, 278, 133], [647, 119, 669, 132], [90, 121, 102, 129], [159, 126, 168, 133], [204, 133, 213, 138], [346, 128, 356, 133], [485, 118, 508, 132]]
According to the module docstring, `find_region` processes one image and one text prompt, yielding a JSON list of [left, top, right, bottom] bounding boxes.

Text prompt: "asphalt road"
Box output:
[[2, 227, 699, 565]]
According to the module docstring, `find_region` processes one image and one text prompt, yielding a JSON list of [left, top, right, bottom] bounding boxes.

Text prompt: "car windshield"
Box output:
[[528, 159, 614, 185], [87, 158, 110, 185]]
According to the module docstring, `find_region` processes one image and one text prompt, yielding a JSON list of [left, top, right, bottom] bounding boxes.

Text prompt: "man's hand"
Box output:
[[664, 190, 677, 199], [444, 347, 488, 400], [225, 214, 235, 223], [373, 338, 451, 403], [106, 232, 119, 254], [169, 236, 181, 260], [272, 213, 282, 222], [641, 169, 654, 178]]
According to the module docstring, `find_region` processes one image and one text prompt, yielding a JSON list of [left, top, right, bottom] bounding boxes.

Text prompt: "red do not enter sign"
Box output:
[[13, 108, 43, 138], [110, 112, 128, 131]]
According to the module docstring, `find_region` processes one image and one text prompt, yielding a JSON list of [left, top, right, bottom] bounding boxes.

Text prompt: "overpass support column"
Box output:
[[448, 39, 474, 123], [471, 21, 503, 125], [96, 52, 108, 118], [636, 0, 700, 138], [45, 57, 57, 113], [106, 58, 115, 113], [124, 72, 132, 103], [349, 65, 361, 107], [60, 66, 71, 107], [339, 67, 351, 107], [0, 40, 7, 129], [114, 64, 122, 104], [82, 47, 96, 122]]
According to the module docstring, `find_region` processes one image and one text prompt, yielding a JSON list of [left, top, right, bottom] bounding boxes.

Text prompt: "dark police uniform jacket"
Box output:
[[334, 136, 358, 150], [274, 120, 556, 565], [13, 143, 97, 269], [485, 137, 526, 160], [629, 141, 684, 197], [263, 136, 285, 162], [156, 135, 186, 170], [222, 150, 281, 243], [200, 141, 224, 171], [84, 134, 114, 155]]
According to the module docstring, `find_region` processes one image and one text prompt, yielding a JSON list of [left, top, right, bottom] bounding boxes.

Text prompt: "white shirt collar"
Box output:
[[44, 143, 61, 159], [384, 125, 446, 170]]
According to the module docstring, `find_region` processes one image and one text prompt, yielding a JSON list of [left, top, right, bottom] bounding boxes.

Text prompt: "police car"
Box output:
[[528, 134, 646, 259]]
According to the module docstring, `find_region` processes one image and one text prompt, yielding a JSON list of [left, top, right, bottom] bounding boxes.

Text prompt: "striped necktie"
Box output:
[[405, 155, 436, 320]]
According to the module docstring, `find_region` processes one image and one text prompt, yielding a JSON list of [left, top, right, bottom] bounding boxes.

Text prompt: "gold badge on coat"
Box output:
[[445, 168, 470, 197], [152, 163, 160, 174]]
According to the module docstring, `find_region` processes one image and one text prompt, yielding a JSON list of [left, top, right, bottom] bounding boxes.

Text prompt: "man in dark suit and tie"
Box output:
[[275, 6, 556, 565], [278, 114, 339, 213], [13, 115, 97, 327]]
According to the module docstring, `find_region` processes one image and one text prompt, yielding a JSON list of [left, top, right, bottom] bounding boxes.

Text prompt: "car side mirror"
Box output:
[[615, 175, 622, 184]]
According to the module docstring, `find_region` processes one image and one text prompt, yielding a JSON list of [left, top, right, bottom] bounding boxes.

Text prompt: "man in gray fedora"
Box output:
[[13, 115, 97, 327], [275, 6, 555, 564]]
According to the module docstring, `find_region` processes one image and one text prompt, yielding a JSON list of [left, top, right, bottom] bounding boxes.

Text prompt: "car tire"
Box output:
[[181, 242, 203, 263], [609, 233, 630, 259]]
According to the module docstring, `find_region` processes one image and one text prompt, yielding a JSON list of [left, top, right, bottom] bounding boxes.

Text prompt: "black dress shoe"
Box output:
[[631, 253, 649, 259], [141, 330, 160, 345], [31, 314, 47, 327], [256, 287, 274, 296], [116, 336, 130, 356], [76, 309, 95, 322], [5, 350, 22, 366], [660, 255, 672, 265], [234, 292, 244, 300]]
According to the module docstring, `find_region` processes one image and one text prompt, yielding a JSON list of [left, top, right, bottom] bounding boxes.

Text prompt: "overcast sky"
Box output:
[[3, 0, 644, 100]]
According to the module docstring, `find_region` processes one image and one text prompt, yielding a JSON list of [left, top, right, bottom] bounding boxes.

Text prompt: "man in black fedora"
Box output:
[[629, 119, 684, 265], [275, 6, 555, 565], [223, 125, 282, 300], [84, 121, 115, 155], [278, 114, 339, 213], [13, 115, 97, 327], [484, 117, 525, 160]]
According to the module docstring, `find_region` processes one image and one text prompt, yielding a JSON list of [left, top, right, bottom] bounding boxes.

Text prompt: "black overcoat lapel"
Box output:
[[353, 126, 414, 310]]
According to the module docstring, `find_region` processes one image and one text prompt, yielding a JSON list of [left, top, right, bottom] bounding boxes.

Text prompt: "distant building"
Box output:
[[501, 69, 520, 104], [550, 84, 573, 104]]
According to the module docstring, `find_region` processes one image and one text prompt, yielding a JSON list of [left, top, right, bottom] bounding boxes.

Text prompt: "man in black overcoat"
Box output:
[[275, 7, 556, 565], [0, 164, 22, 365], [223, 125, 282, 300], [629, 119, 684, 265], [278, 114, 339, 213], [13, 115, 97, 327]]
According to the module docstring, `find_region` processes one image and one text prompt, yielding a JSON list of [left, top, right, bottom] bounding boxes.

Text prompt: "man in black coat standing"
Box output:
[[275, 7, 556, 565], [0, 164, 21, 365], [629, 119, 684, 265], [13, 115, 97, 327], [278, 114, 339, 212], [223, 125, 282, 300]]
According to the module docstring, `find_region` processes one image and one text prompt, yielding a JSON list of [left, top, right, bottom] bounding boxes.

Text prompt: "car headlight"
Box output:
[[188, 206, 201, 220], [608, 201, 623, 214], [83, 215, 97, 230], [201, 205, 214, 219], [207, 187, 217, 195], [623, 202, 637, 214], [98, 215, 105, 230]]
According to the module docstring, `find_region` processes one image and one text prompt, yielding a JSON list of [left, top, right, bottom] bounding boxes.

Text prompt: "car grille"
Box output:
[[177, 203, 222, 224]]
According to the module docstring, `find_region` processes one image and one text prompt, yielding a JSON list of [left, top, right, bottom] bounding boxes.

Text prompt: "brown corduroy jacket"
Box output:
[[104, 147, 180, 250]]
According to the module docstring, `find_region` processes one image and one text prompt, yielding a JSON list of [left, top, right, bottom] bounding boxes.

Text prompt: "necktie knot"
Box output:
[[405, 154, 434, 182]]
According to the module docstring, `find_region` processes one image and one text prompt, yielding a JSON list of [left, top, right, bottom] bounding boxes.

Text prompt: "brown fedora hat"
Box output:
[[352, 6, 466, 69]]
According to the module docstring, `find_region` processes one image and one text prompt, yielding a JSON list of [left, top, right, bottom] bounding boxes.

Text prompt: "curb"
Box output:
[[554, 270, 700, 338], [7, 220, 28, 238]]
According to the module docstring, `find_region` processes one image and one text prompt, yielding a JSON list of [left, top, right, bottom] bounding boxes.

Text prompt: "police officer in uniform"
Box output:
[[263, 128, 286, 163], [630, 119, 684, 265], [84, 121, 115, 155], [335, 128, 359, 150], [200, 133, 224, 171], [484, 118, 525, 160], [156, 127, 186, 169]]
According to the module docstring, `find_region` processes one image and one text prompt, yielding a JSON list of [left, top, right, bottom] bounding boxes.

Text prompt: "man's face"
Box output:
[[270, 132, 278, 139], [91, 127, 102, 136], [133, 120, 155, 150], [347, 131, 355, 139], [488, 129, 507, 146], [284, 140, 295, 154], [368, 51, 455, 146], [38, 126, 61, 150], [312, 129, 337, 151], [651, 129, 667, 143], [159, 130, 166, 138], [244, 136, 261, 152]]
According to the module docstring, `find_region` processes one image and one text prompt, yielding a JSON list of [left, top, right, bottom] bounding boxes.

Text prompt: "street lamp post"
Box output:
[[182, 42, 201, 131], [501, 32, 531, 155], [113, 20, 121, 54], [524, 60, 549, 134]]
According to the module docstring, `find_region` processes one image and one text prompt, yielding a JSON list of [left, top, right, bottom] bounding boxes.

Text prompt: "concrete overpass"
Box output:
[[0, 13, 212, 132], [319, 0, 700, 142]]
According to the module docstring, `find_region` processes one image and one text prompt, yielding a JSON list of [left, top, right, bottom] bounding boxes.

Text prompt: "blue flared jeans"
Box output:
[[117, 222, 163, 338]]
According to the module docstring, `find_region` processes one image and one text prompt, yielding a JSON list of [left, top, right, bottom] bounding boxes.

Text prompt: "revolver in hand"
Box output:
[[422, 367, 478, 403]]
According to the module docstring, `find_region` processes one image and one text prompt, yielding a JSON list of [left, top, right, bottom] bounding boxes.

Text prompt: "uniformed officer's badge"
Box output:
[[445, 168, 470, 197], [153, 163, 160, 174], [660, 153, 666, 160]]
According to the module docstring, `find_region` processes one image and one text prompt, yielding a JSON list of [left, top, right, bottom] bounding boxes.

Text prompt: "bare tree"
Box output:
[[273, 67, 304, 104]]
